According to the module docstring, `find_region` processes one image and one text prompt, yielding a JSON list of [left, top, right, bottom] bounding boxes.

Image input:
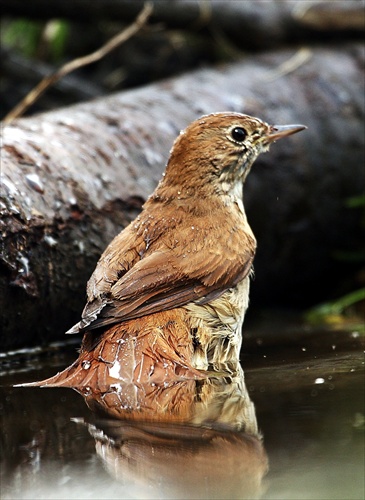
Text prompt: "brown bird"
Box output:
[[29, 112, 305, 389]]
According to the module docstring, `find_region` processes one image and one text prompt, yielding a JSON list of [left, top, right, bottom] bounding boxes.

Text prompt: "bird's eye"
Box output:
[[231, 127, 247, 142]]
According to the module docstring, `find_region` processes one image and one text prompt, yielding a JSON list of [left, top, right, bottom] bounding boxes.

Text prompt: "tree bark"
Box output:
[[1, 44, 364, 349]]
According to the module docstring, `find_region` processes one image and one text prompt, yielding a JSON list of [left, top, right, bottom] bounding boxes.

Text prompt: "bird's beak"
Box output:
[[265, 124, 307, 143]]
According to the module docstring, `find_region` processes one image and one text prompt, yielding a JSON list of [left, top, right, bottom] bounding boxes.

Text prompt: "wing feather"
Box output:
[[68, 204, 256, 334]]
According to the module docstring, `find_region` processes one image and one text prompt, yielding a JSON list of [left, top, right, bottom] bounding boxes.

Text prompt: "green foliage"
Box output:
[[44, 20, 70, 61], [312, 193, 365, 330], [305, 288, 365, 331], [2, 18, 43, 58], [345, 194, 365, 209], [2, 18, 69, 61]]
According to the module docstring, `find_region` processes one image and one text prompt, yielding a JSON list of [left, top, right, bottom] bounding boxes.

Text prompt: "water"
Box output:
[[0, 325, 364, 500]]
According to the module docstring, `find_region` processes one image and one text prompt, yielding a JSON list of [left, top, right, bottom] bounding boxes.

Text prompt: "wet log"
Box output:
[[1, 44, 364, 350], [1, 0, 364, 48]]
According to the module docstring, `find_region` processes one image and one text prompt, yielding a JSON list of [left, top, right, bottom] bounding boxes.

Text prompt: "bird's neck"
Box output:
[[153, 163, 245, 201], [146, 175, 247, 224]]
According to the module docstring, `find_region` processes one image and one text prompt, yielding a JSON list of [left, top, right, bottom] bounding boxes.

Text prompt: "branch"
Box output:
[[3, 2, 153, 125]]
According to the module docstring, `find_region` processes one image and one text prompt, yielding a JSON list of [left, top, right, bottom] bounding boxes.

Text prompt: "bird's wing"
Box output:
[[69, 230, 255, 333]]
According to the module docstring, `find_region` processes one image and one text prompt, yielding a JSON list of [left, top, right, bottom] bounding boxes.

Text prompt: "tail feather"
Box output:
[[18, 310, 206, 390]]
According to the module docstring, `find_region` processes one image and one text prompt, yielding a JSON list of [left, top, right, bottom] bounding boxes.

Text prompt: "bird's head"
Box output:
[[157, 112, 306, 199]]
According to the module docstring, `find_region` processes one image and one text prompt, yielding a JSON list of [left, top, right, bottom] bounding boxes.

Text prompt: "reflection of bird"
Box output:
[[29, 112, 305, 388], [75, 363, 258, 433], [75, 368, 267, 500]]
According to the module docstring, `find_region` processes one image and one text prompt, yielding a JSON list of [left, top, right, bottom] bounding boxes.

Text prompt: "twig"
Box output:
[[264, 47, 312, 82], [2, 2, 153, 125]]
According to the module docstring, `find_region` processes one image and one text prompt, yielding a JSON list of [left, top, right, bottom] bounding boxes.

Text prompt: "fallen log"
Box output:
[[1, 44, 364, 349]]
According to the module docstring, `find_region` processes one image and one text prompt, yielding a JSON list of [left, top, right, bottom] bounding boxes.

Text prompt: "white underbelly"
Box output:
[[183, 277, 251, 371]]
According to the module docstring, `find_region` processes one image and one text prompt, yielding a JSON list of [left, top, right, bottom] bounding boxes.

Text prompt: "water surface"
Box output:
[[1, 325, 363, 499]]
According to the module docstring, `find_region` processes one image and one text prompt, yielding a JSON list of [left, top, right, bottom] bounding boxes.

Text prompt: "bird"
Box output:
[[28, 112, 306, 390]]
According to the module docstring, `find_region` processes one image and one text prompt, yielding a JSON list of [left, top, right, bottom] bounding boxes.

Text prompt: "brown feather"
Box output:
[[25, 112, 306, 389], [28, 309, 206, 389], [73, 195, 255, 332]]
